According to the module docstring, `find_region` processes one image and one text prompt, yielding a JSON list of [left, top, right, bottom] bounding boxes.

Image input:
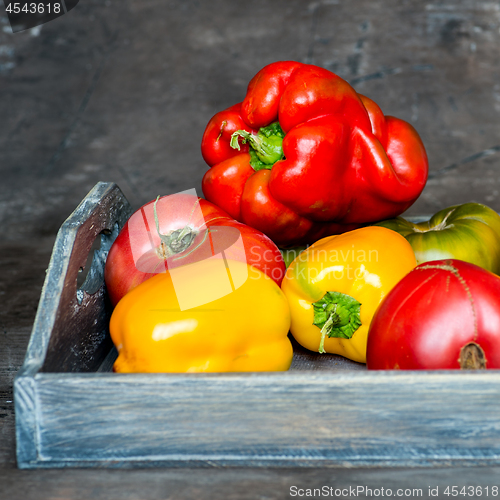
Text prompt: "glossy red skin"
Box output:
[[201, 61, 428, 246], [201, 103, 258, 167], [104, 194, 286, 306], [366, 259, 500, 370]]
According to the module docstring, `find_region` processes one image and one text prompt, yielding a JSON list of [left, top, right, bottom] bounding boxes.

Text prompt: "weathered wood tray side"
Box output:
[[15, 182, 134, 467], [14, 182, 500, 469]]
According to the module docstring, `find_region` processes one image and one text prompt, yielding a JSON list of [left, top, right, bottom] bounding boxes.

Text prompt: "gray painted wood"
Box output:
[[15, 370, 500, 469], [14, 182, 133, 467], [13, 183, 500, 469]]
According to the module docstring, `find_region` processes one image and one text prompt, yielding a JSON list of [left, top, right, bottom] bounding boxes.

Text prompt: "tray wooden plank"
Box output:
[[14, 181, 500, 469], [15, 371, 500, 468]]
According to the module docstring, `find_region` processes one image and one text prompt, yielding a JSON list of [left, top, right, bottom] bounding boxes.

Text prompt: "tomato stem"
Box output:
[[459, 342, 486, 369], [172, 228, 210, 261], [153, 196, 199, 258], [413, 207, 457, 233]]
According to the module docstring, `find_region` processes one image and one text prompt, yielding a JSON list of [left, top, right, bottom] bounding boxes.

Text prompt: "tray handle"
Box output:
[[16, 182, 133, 376]]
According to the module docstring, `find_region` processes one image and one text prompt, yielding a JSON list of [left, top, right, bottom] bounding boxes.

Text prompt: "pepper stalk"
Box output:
[[230, 122, 285, 171], [312, 291, 362, 354]]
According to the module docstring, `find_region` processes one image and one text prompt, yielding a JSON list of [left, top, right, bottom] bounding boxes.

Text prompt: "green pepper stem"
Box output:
[[230, 122, 285, 170], [230, 130, 262, 152], [312, 291, 362, 354], [318, 315, 334, 354]]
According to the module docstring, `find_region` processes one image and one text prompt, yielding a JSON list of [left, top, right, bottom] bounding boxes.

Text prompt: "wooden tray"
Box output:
[[14, 182, 500, 469]]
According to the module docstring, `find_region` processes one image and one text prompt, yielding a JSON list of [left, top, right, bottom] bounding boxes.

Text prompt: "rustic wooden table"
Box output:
[[2, 0, 500, 498]]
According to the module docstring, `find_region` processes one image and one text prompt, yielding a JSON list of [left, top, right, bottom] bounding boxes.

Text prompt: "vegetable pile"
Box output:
[[104, 61, 500, 372]]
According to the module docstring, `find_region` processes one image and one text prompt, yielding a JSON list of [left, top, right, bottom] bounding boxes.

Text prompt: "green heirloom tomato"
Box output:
[[374, 202, 500, 275]]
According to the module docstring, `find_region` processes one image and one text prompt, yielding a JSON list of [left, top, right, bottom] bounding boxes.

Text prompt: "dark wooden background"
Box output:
[[2, 0, 500, 497]]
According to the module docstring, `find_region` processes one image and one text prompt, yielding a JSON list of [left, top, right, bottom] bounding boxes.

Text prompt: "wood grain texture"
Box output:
[[4, 465, 500, 500], [15, 371, 500, 468]]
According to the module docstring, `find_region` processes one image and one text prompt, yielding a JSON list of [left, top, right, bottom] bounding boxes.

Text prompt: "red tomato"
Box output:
[[366, 259, 500, 370], [104, 193, 286, 306]]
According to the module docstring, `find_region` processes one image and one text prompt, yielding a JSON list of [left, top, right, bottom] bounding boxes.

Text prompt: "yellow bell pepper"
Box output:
[[110, 259, 292, 373], [281, 226, 416, 363]]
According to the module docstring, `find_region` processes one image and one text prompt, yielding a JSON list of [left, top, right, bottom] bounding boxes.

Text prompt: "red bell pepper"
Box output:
[[201, 61, 428, 246]]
